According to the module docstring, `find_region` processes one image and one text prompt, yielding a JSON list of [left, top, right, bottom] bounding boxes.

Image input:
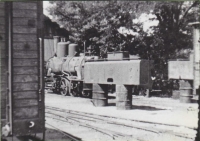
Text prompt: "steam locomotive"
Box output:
[[45, 38, 154, 98], [46, 36, 199, 100], [45, 36, 199, 102]]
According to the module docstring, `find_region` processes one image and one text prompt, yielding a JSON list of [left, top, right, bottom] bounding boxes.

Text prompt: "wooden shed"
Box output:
[[0, 2, 45, 139]]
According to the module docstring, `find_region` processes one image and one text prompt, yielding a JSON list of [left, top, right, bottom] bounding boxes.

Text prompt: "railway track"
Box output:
[[45, 122, 82, 141], [46, 112, 136, 140], [45, 106, 196, 141]]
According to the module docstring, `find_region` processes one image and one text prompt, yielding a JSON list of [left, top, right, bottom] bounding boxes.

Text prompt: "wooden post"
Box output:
[[189, 22, 200, 97]]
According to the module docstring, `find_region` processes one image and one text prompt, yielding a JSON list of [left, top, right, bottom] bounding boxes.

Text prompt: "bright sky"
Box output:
[[43, 1, 51, 17]]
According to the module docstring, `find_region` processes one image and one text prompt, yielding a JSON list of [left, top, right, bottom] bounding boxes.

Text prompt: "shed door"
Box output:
[[7, 2, 44, 136]]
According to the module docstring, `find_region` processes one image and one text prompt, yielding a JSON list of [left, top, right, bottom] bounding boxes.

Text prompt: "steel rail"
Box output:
[[46, 106, 195, 140], [65, 116, 133, 138], [45, 121, 82, 141], [46, 106, 196, 130], [46, 111, 136, 140], [65, 114, 160, 134], [46, 108, 159, 134], [46, 113, 119, 139], [65, 112, 195, 140], [64, 113, 195, 139]]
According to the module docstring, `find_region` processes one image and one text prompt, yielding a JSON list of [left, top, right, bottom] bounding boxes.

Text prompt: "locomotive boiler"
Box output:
[[46, 39, 98, 97], [46, 37, 154, 100]]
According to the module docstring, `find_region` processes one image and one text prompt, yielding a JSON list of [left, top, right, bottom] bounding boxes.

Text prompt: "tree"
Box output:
[[154, 1, 199, 57], [151, 1, 199, 78], [102, 1, 199, 78], [47, 1, 155, 56], [47, 1, 199, 72]]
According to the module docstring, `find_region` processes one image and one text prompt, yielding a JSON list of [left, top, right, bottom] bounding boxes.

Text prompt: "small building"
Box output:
[[43, 15, 69, 61], [43, 15, 69, 39]]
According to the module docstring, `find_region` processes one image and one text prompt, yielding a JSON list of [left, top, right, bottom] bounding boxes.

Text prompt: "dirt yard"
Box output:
[[44, 91, 198, 141]]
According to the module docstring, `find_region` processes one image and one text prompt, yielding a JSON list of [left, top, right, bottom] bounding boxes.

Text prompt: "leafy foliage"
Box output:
[[47, 1, 199, 78], [47, 1, 155, 56], [151, 1, 199, 77]]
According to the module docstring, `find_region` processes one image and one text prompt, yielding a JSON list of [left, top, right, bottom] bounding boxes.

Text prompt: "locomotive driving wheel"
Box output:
[[69, 82, 80, 97], [60, 79, 69, 96]]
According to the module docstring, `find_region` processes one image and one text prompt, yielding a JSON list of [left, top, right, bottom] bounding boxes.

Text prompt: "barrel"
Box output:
[[68, 44, 78, 57], [172, 90, 180, 99], [116, 85, 132, 110], [57, 41, 70, 57], [179, 80, 193, 103], [92, 84, 108, 107], [179, 87, 193, 103]]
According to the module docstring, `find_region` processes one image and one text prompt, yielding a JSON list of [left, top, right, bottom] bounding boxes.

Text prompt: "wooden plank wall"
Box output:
[[11, 2, 44, 135], [12, 1, 39, 119], [0, 2, 8, 121]]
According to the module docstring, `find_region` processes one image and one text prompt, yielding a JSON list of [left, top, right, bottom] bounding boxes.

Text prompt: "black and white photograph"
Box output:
[[0, 1, 199, 141]]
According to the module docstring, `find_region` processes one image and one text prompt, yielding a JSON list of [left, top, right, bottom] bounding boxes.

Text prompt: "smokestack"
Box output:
[[53, 36, 59, 55]]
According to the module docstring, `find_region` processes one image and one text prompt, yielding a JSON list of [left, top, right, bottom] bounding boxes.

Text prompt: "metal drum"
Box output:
[[68, 44, 78, 57], [92, 84, 108, 107], [179, 87, 193, 103], [116, 85, 132, 110], [57, 41, 70, 57], [179, 80, 193, 103], [172, 90, 180, 99]]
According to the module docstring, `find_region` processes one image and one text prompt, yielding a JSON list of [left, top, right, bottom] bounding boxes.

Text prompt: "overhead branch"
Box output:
[[56, 10, 78, 21], [178, 1, 199, 27]]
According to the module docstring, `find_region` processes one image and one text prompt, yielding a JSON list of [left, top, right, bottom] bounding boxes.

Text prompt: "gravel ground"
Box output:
[[45, 91, 198, 141]]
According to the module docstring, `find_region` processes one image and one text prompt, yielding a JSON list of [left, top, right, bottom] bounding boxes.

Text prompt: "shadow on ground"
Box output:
[[131, 105, 165, 111], [2, 128, 82, 141], [107, 102, 165, 111], [44, 128, 82, 141]]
